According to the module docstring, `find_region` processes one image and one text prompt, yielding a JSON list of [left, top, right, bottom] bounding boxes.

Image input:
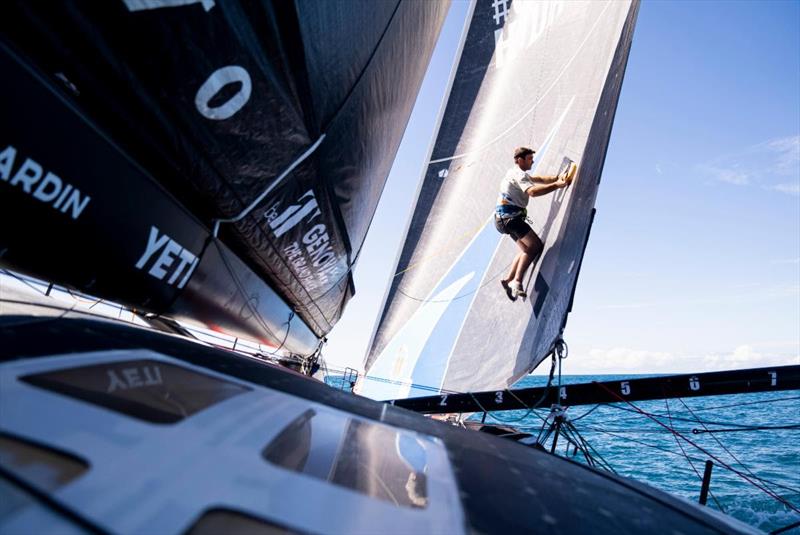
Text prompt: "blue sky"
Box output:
[[324, 0, 800, 377]]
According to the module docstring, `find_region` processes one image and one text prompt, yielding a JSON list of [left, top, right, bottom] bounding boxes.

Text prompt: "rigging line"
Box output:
[[561, 430, 800, 494], [692, 396, 800, 412], [211, 239, 290, 353], [0, 298, 85, 329], [65, 288, 103, 307], [211, 134, 326, 237], [593, 381, 800, 513], [570, 404, 602, 422], [771, 520, 800, 535], [693, 424, 800, 434], [557, 425, 588, 460], [479, 354, 558, 425], [392, 218, 491, 278], [366, 374, 461, 395], [578, 427, 705, 434], [428, 1, 614, 165], [396, 261, 513, 303], [261, 311, 294, 357], [665, 397, 725, 512], [579, 426, 800, 497], [567, 423, 616, 473], [677, 398, 797, 502], [2, 269, 50, 296], [603, 404, 768, 429], [555, 426, 708, 462]]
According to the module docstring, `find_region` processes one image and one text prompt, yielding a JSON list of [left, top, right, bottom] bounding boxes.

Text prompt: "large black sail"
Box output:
[[0, 1, 448, 354], [361, 0, 639, 399]]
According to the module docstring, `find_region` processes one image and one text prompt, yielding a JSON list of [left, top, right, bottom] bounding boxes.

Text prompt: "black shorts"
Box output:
[[494, 215, 532, 242]]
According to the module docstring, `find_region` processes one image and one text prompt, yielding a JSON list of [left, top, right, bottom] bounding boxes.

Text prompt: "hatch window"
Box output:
[[21, 359, 250, 423], [185, 508, 303, 535], [263, 410, 429, 508], [0, 434, 89, 529], [0, 434, 88, 492]]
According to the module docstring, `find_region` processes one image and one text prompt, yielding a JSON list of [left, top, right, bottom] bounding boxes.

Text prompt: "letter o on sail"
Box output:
[[194, 66, 252, 120]]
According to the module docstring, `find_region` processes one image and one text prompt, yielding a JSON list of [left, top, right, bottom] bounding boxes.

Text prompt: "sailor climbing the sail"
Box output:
[[495, 146, 573, 301]]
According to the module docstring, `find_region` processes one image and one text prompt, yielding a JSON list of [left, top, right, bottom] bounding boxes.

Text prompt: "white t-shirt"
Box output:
[[497, 166, 535, 209]]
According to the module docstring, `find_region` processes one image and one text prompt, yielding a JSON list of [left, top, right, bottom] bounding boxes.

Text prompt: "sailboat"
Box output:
[[0, 0, 773, 533]]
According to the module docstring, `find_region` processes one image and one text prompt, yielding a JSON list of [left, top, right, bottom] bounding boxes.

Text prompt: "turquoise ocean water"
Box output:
[[499, 375, 800, 533], [330, 374, 799, 533]]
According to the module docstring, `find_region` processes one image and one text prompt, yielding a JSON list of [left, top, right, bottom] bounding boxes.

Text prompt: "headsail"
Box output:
[[0, 1, 448, 355], [361, 0, 640, 399]]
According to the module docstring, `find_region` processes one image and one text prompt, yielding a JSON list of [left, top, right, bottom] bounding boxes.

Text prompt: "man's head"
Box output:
[[513, 146, 535, 171]]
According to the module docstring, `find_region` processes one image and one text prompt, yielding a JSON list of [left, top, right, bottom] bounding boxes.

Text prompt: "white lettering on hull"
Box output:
[[135, 226, 199, 289], [0, 145, 91, 220]]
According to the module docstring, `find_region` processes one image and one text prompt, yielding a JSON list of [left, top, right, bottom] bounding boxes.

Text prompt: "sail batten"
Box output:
[[361, 0, 640, 399]]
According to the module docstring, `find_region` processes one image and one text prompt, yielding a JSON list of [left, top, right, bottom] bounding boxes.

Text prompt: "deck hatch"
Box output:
[[263, 410, 429, 509], [20, 359, 250, 423], [185, 508, 302, 535]]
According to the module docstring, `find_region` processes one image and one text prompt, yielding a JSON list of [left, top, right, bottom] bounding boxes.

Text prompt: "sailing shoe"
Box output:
[[501, 279, 516, 301], [511, 281, 527, 300]]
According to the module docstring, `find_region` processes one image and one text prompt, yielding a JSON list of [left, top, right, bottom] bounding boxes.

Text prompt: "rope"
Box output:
[[604, 403, 780, 430], [771, 520, 800, 535], [392, 217, 492, 278], [592, 381, 800, 514], [691, 395, 800, 412], [678, 397, 800, 501], [475, 349, 559, 424], [396, 261, 511, 303], [664, 397, 725, 511], [692, 424, 800, 434]]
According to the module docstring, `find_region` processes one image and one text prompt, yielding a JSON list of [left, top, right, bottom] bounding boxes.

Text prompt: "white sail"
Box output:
[[361, 0, 640, 399]]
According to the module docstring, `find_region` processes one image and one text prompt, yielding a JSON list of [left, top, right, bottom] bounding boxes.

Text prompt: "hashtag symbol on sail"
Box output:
[[492, 0, 509, 26]]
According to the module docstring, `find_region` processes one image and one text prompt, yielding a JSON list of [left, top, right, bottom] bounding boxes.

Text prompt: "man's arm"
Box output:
[[531, 174, 561, 184], [525, 177, 568, 197]]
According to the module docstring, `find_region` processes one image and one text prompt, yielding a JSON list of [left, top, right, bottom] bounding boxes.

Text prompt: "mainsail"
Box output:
[[361, 0, 639, 399], [0, 1, 448, 356]]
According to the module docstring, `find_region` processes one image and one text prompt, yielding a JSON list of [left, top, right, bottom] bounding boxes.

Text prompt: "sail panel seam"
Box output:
[[428, 0, 613, 165]]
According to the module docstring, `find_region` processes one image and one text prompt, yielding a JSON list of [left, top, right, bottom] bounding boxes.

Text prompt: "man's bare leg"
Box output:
[[503, 254, 521, 284], [514, 231, 544, 285], [501, 254, 522, 300]]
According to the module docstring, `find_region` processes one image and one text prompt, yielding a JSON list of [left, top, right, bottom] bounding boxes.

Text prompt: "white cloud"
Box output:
[[769, 182, 800, 195], [702, 165, 750, 185], [698, 134, 800, 194], [655, 163, 663, 175], [759, 135, 800, 176]]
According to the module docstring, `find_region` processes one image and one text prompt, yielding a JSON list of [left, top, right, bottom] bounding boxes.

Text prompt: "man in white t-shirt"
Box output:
[[494, 146, 572, 301]]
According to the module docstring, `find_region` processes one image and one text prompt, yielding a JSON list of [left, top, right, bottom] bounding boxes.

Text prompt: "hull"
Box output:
[[0, 308, 757, 534]]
